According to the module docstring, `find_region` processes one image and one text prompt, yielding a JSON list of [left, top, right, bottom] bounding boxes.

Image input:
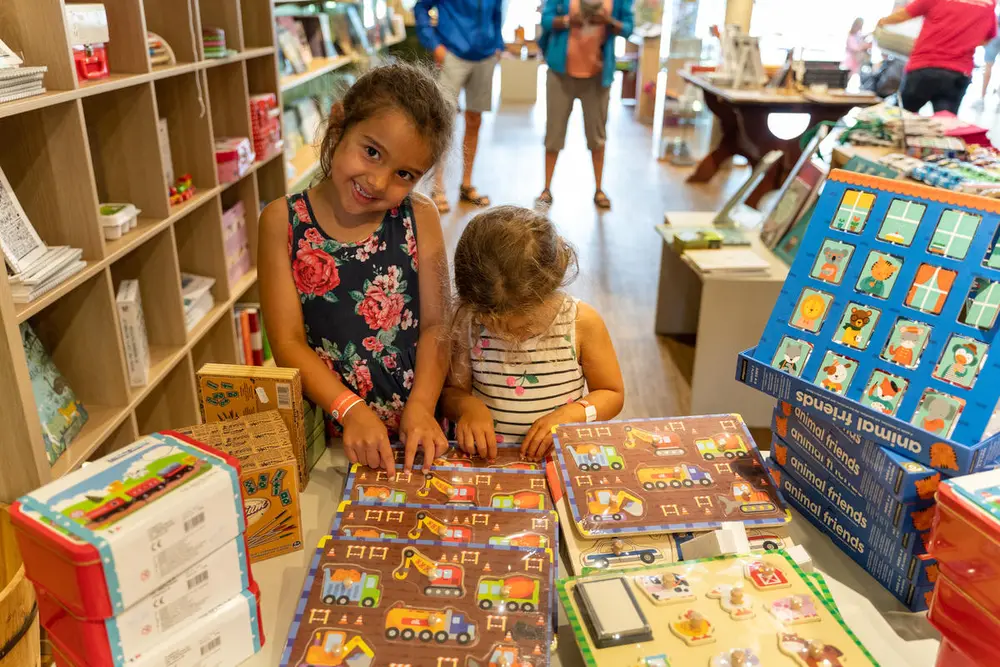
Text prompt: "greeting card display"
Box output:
[[553, 417, 788, 537], [742, 171, 1000, 475]]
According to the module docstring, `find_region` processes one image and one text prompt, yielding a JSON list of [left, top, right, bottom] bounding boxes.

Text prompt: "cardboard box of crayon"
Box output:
[[197, 363, 308, 488], [773, 402, 942, 504], [768, 461, 935, 612], [768, 458, 937, 589], [178, 412, 303, 562], [772, 433, 934, 550]]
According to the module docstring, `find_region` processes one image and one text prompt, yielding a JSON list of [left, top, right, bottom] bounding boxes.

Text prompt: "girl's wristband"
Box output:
[[330, 390, 363, 423], [577, 399, 597, 423]]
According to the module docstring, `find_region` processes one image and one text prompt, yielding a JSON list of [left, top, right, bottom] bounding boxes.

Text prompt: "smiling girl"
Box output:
[[259, 63, 454, 473]]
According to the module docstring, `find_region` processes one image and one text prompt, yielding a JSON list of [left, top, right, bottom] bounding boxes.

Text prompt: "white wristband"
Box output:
[[578, 399, 597, 423]]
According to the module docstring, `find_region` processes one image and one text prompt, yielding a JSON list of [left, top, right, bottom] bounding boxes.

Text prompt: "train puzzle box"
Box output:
[[558, 551, 878, 667], [553, 416, 789, 537], [773, 401, 941, 504], [739, 170, 1000, 475], [177, 411, 304, 562], [280, 535, 554, 667], [771, 435, 929, 556]]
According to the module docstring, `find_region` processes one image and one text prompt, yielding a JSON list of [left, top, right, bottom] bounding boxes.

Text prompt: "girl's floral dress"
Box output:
[[286, 192, 420, 435]]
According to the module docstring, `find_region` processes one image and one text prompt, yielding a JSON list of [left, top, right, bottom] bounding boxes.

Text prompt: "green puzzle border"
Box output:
[[557, 549, 881, 667]]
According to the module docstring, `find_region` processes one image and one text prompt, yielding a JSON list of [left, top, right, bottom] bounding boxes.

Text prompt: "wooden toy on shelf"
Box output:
[[168, 173, 196, 206]]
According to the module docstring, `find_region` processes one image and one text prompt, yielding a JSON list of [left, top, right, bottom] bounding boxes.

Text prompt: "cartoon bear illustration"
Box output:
[[858, 257, 898, 297], [817, 247, 848, 283], [840, 308, 873, 348], [820, 359, 852, 394]]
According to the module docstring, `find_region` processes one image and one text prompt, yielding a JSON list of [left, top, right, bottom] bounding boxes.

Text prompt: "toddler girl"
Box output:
[[443, 205, 625, 461], [259, 63, 453, 473]]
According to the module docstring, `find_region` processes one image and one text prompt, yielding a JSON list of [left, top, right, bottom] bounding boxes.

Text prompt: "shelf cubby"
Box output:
[[0, 0, 78, 91], [82, 83, 170, 220], [174, 200, 230, 304], [205, 62, 253, 140], [192, 313, 239, 370], [240, 0, 276, 49], [135, 354, 199, 434], [246, 49, 280, 95], [142, 0, 203, 67], [0, 102, 103, 260], [199, 0, 246, 54], [68, 0, 151, 76], [257, 151, 287, 207], [154, 72, 218, 191], [89, 414, 139, 461], [221, 172, 260, 281]]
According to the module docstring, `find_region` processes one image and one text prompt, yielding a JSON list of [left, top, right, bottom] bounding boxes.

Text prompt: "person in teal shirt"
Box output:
[[537, 0, 633, 210]]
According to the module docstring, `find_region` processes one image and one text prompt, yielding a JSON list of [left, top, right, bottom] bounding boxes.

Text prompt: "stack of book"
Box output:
[[234, 303, 270, 366], [249, 94, 283, 162], [1, 166, 85, 304], [221, 201, 251, 285], [180, 272, 216, 331], [0, 37, 46, 103]]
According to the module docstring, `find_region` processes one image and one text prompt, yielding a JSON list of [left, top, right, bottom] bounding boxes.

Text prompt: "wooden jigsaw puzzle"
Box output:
[[331, 502, 558, 549], [343, 464, 550, 510], [281, 535, 554, 667], [392, 443, 543, 471], [559, 551, 878, 667], [553, 417, 788, 537]]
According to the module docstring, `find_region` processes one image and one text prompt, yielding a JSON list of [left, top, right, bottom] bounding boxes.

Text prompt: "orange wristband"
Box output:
[[330, 390, 362, 423]]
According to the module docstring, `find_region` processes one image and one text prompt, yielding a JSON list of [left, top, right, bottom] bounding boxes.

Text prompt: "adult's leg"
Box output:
[[899, 68, 933, 113], [434, 52, 472, 211], [541, 70, 575, 201], [459, 55, 498, 206], [579, 77, 612, 208]]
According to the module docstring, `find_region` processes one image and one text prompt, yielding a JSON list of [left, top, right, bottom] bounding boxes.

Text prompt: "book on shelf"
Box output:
[[116, 279, 150, 387], [0, 40, 47, 102], [181, 272, 216, 331], [9, 254, 86, 304], [21, 321, 88, 464], [234, 304, 267, 366], [239, 309, 253, 365]]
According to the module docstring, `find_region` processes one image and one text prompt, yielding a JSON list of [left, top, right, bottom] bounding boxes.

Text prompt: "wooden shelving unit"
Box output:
[[0, 0, 286, 501]]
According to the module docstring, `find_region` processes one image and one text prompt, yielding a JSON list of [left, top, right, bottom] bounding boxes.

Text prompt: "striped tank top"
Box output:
[[470, 297, 586, 442]]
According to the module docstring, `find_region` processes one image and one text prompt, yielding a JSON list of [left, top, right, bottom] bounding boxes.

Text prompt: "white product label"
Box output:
[[111, 540, 246, 661], [276, 383, 292, 410], [255, 386, 269, 404]]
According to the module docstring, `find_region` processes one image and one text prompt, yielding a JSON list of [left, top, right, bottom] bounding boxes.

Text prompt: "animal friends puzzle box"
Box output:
[[553, 416, 788, 537], [178, 411, 304, 562], [280, 535, 554, 667], [773, 401, 941, 504], [741, 170, 1000, 474], [197, 363, 308, 488]]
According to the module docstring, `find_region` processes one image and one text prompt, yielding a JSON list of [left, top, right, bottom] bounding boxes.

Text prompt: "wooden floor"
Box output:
[[433, 78, 757, 431]]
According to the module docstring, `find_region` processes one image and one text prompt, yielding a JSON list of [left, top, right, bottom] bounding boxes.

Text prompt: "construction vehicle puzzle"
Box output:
[[555, 417, 789, 536], [282, 535, 554, 667], [331, 503, 558, 553], [392, 443, 543, 471]]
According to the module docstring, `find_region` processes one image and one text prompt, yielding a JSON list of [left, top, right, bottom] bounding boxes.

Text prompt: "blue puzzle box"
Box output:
[[768, 461, 935, 612], [772, 434, 930, 555], [744, 170, 1000, 475], [773, 403, 940, 505]]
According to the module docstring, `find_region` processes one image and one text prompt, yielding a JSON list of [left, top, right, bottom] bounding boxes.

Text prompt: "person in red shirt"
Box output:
[[878, 0, 998, 113]]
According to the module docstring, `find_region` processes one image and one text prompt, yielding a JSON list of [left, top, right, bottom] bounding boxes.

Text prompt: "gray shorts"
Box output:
[[987, 36, 1000, 64], [545, 69, 610, 153], [440, 52, 497, 113]]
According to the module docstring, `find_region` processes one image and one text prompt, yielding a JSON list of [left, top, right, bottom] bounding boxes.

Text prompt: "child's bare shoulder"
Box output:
[[575, 301, 609, 336], [259, 196, 288, 232]]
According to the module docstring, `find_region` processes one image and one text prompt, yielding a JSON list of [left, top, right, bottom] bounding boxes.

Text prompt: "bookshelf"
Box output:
[[0, 0, 285, 501]]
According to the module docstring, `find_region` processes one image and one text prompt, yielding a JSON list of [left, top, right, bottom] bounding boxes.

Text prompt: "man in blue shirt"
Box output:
[[415, 0, 505, 213]]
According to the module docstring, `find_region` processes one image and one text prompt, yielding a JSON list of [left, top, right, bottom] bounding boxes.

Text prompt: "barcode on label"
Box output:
[[184, 513, 205, 532], [187, 571, 209, 590], [276, 383, 292, 409], [200, 636, 221, 656]]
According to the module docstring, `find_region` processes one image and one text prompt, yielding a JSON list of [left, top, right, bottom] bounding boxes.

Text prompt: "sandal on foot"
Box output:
[[535, 189, 553, 208], [594, 190, 611, 210], [431, 190, 451, 213], [459, 185, 491, 207]]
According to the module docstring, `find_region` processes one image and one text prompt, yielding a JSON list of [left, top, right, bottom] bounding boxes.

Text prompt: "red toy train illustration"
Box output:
[[83, 460, 197, 526]]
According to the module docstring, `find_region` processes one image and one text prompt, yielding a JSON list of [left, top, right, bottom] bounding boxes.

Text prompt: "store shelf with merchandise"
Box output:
[[0, 0, 287, 500]]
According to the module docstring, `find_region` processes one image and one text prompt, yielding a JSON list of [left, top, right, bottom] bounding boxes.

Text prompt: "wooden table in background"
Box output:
[[681, 73, 871, 200]]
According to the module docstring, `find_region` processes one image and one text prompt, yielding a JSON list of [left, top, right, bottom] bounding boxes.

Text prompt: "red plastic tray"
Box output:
[[9, 432, 246, 620], [928, 483, 1000, 618], [48, 582, 264, 667], [928, 574, 1000, 667], [935, 638, 982, 667]]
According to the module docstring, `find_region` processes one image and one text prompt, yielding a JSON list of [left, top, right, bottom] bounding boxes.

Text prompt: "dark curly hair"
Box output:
[[454, 205, 579, 323], [319, 61, 454, 181]]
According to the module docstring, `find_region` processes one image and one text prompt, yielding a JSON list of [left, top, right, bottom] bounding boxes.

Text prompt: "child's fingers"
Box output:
[[473, 427, 491, 460], [483, 424, 498, 460], [433, 432, 450, 457], [420, 438, 437, 472], [521, 425, 540, 459], [401, 438, 416, 473], [378, 436, 394, 473], [344, 442, 360, 466]]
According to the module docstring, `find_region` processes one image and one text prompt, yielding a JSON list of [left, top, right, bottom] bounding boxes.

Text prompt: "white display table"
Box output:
[[245, 450, 939, 667]]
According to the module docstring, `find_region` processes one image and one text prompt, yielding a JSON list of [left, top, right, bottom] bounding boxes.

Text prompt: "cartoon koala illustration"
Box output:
[[817, 247, 849, 282], [840, 308, 873, 348]]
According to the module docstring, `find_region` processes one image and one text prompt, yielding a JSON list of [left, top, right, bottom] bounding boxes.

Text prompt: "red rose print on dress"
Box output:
[[314, 345, 336, 371], [294, 246, 340, 302], [304, 227, 325, 245], [403, 369, 414, 390], [383, 354, 398, 370], [402, 217, 418, 270], [350, 360, 374, 398], [293, 197, 312, 224], [287, 222, 293, 256], [352, 266, 411, 332], [362, 336, 384, 353]]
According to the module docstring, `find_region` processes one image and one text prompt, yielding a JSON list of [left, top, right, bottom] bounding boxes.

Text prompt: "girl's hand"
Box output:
[[456, 397, 498, 460], [521, 404, 584, 462], [589, 8, 610, 25], [569, 12, 584, 28], [342, 404, 394, 471], [400, 402, 449, 473]]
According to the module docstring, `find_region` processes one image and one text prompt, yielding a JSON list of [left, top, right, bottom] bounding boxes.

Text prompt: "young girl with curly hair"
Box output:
[[259, 63, 454, 472], [443, 205, 625, 461]]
